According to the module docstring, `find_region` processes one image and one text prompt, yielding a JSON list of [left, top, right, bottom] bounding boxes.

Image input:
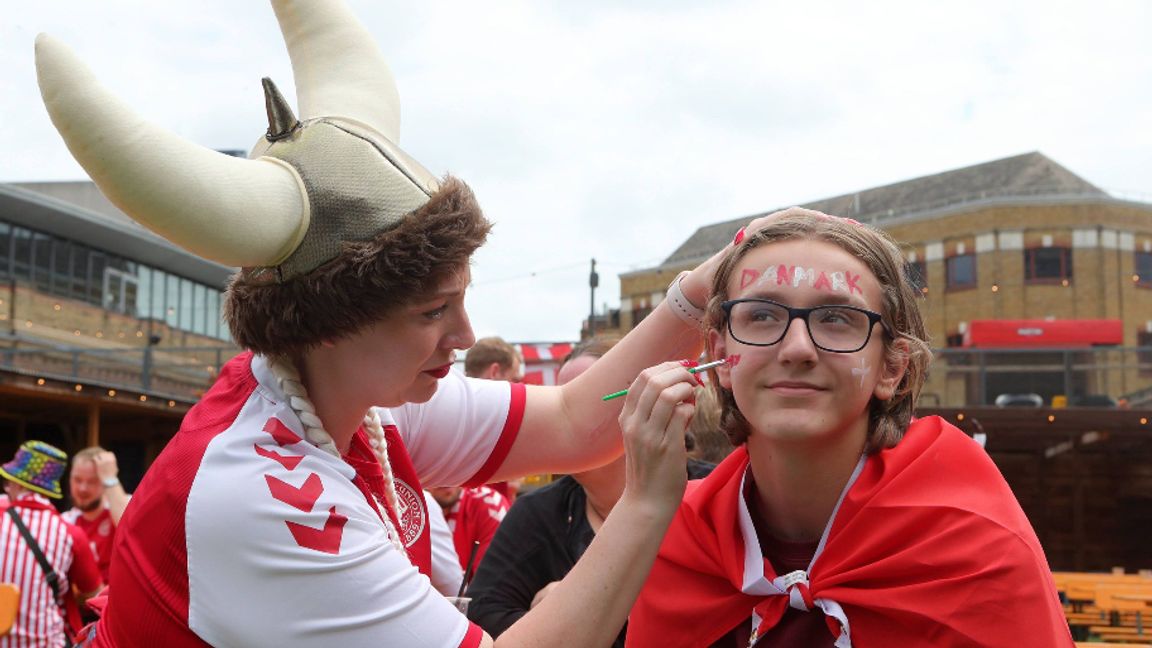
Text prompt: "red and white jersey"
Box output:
[[61, 507, 117, 583], [424, 490, 465, 596], [443, 486, 510, 571], [1, 493, 102, 648], [94, 352, 526, 648]]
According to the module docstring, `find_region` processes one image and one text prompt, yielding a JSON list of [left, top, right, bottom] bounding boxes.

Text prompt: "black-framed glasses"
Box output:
[[720, 298, 892, 353]]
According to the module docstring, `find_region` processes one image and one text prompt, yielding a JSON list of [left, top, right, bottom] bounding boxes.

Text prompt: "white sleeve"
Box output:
[[424, 490, 465, 597], [186, 409, 477, 648], [384, 370, 525, 488]]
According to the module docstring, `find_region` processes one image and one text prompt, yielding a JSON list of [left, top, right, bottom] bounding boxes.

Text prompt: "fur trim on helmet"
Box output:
[[224, 176, 490, 356]]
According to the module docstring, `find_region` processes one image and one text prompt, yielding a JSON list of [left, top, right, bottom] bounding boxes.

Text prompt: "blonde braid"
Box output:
[[268, 356, 407, 555], [364, 408, 408, 551]]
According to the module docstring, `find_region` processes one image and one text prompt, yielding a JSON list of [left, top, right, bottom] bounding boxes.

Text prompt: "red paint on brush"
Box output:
[[726, 354, 741, 368]]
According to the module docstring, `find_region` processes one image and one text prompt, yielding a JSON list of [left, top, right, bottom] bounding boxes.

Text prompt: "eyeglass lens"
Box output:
[[728, 301, 874, 351]]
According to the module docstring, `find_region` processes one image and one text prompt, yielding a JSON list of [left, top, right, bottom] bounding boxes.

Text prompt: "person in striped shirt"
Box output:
[[1, 441, 102, 648]]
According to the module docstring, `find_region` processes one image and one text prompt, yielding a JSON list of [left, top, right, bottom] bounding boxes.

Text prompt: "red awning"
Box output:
[[516, 342, 574, 363], [963, 320, 1123, 348], [515, 342, 576, 386]]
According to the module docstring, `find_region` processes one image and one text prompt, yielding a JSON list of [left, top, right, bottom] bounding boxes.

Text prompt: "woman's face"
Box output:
[[708, 239, 902, 449], [325, 267, 476, 407]]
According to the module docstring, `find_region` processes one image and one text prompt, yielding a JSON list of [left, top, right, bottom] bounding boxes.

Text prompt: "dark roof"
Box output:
[[0, 181, 233, 287], [660, 152, 1108, 268]]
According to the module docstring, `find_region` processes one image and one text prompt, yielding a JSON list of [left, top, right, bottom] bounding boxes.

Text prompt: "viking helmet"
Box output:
[[37, 0, 441, 280], [36, 0, 490, 354]]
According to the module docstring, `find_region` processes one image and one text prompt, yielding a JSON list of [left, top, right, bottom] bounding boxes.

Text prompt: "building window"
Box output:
[[1139, 330, 1152, 375], [905, 261, 927, 296], [631, 305, 653, 328], [0, 223, 10, 279], [1025, 247, 1072, 283], [1136, 251, 1152, 288], [946, 254, 976, 290]]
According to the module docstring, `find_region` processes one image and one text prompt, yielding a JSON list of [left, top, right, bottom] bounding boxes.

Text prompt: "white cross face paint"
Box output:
[[851, 356, 871, 389]]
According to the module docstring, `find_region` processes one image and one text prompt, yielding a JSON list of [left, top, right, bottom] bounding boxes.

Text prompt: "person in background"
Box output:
[[62, 447, 130, 583], [463, 337, 522, 383], [626, 209, 1072, 647], [467, 337, 716, 646], [1, 441, 103, 647], [464, 336, 524, 502], [427, 484, 510, 574]]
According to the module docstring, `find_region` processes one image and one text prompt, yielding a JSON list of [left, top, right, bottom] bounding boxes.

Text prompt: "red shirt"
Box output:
[[92, 353, 525, 647], [62, 507, 116, 582], [443, 486, 510, 571]]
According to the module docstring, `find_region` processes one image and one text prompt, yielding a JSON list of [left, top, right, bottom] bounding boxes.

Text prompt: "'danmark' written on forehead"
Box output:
[[739, 264, 866, 298]]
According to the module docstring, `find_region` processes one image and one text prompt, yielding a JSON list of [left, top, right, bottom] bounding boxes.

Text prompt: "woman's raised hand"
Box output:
[[617, 361, 699, 514]]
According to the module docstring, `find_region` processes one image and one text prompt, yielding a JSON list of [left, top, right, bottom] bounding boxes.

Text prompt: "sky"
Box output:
[[3, 1, 1150, 343]]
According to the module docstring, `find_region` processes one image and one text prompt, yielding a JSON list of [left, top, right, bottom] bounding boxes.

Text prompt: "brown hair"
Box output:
[[686, 385, 734, 464], [705, 207, 931, 453], [464, 336, 520, 377], [225, 176, 491, 356], [72, 446, 106, 464], [561, 336, 622, 366]]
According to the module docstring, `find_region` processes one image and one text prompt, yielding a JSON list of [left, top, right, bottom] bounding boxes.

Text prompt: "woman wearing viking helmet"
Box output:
[[35, 2, 755, 646]]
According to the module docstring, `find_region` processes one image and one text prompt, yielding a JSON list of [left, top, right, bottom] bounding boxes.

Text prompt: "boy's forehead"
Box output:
[[731, 240, 880, 305]]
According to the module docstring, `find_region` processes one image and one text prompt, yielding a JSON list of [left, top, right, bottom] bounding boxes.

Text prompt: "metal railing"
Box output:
[[0, 342, 237, 403], [925, 346, 1152, 408]]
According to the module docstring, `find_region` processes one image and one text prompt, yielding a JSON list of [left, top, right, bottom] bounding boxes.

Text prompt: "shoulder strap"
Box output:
[[6, 507, 68, 613]]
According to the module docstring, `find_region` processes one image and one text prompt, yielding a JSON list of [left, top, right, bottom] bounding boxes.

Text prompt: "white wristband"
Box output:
[[665, 271, 706, 326], [102, 477, 121, 489]]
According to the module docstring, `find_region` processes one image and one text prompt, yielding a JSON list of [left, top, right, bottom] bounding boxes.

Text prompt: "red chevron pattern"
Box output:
[[265, 473, 324, 512], [285, 507, 348, 555], [253, 444, 304, 471]]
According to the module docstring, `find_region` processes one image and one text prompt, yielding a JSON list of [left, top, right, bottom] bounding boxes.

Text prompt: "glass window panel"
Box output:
[[52, 239, 72, 296], [905, 261, 927, 294], [1025, 247, 1072, 282], [12, 227, 31, 281], [123, 274, 139, 316], [192, 283, 207, 335], [179, 278, 193, 331], [103, 270, 122, 311], [0, 222, 11, 279], [88, 252, 106, 305], [71, 246, 90, 300], [150, 269, 166, 321], [206, 289, 221, 339], [165, 273, 180, 327], [31, 233, 52, 291], [137, 266, 153, 321], [946, 254, 976, 289], [1135, 252, 1152, 287]]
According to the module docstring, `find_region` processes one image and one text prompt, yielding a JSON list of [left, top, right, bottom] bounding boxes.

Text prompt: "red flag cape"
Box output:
[[627, 416, 1072, 647]]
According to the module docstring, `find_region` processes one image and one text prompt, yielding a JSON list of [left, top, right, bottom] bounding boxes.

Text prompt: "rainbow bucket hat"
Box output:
[[0, 441, 68, 499]]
